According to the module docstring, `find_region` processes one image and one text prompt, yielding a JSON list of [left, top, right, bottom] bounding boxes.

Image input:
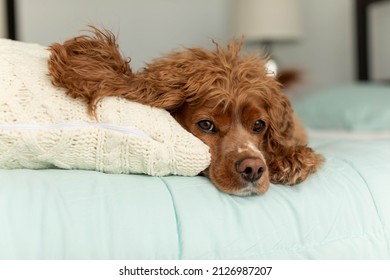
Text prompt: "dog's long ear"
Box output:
[[263, 87, 324, 185], [48, 27, 187, 115]]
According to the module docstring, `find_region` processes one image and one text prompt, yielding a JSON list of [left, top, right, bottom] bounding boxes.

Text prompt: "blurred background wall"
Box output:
[[17, 0, 233, 70], [0, 0, 6, 37], [5, 0, 390, 93], [370, 1, 390, 81]]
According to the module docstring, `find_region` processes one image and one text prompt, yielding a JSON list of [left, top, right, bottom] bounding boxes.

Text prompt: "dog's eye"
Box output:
[[253, 119, 266, 134], [197, 120, 216, 133]]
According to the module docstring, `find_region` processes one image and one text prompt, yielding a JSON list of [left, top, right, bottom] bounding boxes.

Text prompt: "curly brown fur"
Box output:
[[48, 27, 324, 195]]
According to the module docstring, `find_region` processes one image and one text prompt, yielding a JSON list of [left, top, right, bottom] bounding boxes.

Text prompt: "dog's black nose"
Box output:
[[236, 158, 265, 182]]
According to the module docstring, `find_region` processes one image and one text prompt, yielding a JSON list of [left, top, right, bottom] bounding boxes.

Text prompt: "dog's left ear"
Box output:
[[263, 87, 323, 185]]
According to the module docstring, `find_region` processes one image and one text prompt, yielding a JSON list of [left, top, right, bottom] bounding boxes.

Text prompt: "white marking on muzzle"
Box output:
[[237, 141, 266, 163]]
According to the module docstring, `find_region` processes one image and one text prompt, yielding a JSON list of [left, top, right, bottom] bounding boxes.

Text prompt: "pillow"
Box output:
[[0, 38, 210, 176], [293, 83, 390, 132]]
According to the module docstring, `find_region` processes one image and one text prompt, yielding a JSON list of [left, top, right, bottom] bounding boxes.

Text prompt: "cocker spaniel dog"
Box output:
[[48, 27, 323, 196]]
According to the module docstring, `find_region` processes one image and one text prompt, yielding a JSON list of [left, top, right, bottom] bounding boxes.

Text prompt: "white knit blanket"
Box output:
[[0, 39, 210, 176]]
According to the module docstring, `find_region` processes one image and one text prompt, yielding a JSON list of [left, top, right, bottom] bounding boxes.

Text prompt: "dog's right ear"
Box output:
[[48, 27, 136, 115], [48, 26, 188, 115]]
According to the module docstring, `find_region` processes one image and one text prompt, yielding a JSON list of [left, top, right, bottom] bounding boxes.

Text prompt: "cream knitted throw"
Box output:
[[0, 39, 210, 176]]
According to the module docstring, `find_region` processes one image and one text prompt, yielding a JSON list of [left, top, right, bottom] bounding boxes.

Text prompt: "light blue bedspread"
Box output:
[[1, 133, 389, 259]]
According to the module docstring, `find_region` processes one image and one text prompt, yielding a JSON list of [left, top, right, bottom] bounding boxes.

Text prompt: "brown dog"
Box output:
[[48, 27, 323, 196]]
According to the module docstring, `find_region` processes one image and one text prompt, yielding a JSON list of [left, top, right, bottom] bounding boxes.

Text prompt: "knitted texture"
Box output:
[[0, 39, 210, 176]]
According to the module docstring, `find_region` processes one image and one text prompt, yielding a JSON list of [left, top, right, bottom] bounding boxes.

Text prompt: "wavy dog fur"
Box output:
[[48, 27, 323, 195]]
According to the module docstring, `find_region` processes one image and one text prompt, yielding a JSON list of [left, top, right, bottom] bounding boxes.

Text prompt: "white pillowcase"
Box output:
[[0, 39, 210, 176]]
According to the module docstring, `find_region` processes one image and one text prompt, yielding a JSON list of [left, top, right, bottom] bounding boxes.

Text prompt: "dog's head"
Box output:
[[139, 40, 323, 195]]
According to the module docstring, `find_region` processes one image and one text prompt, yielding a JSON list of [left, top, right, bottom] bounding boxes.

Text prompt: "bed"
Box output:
[[1, 0, 390, 260]]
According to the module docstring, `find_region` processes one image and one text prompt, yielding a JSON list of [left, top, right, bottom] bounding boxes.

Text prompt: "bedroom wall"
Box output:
[[17, 0, 233, 71], [15, 0, 390, 93], [0, 0, 6, 38], [371, 1, 390, 81], [272, 0, 390, 90], [271, 0, 355, 93]]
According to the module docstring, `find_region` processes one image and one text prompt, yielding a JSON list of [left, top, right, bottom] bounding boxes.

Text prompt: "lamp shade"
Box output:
[[233, 0, 303, 42]]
